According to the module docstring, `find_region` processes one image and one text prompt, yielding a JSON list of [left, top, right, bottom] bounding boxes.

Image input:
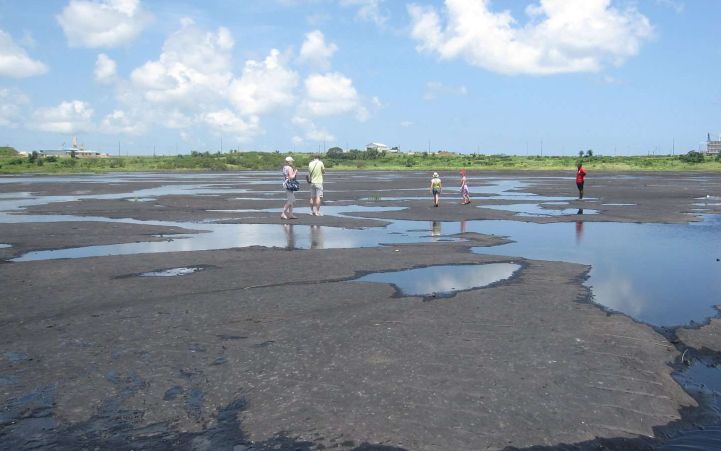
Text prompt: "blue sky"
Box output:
[[0, 0, 719, 156]]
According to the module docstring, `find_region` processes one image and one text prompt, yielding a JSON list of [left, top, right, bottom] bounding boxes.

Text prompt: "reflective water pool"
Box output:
[[140, 267, 205, 277], [462, 217, 721, 327], [355, 263, 521, 298], [480, 203, 599, 216]]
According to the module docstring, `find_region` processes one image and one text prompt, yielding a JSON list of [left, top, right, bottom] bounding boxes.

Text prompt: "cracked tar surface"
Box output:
[[2, 170, 720, 450]]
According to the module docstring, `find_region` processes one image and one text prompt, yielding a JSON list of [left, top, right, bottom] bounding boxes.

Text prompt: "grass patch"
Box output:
[[1, 147, 720, 174]]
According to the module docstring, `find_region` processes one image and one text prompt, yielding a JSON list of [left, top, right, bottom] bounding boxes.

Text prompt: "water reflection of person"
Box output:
[[459, 219, 467, 234], [283, 224, 296, 250], [575, 210, 584, 244], [431, 220, 442, 238], [310, 225, 324, 249]]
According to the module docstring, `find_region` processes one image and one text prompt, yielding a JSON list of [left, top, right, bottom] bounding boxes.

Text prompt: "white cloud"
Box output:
[[655, 0, 684, 14], [229, 49, 299, 116], [400, 120, 414, 128], [340, 0, 389, 27], [298, 30, 338, 70], [57, 0, 152, 48], [0, 30, 48, 78], [202, 109, 262, 141], [302, 72, 362, 117], [292, 115, 335, 142], [100, 109, 146, 134], [19, 31, 36, 48], [306, 13, 332, 27], [95, 53, 117, 83], [130, 19, 234, 106], [423, 81, 468, 100], [0, 88, 30, 127], [30, 100, 94, 133], [408, 0, 654, 75], [118, 23, 293, 140], [159, 109, 193, 129], [179, 130, 192, 142]]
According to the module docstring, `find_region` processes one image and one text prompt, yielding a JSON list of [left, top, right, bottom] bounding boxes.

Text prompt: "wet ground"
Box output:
[[1, 170, 721, 450]]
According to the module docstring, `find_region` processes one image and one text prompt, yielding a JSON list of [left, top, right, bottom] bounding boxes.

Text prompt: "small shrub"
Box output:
[[679, 151, 705, 163]]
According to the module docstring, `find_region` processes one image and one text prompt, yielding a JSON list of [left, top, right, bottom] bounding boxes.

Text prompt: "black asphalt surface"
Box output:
[[1, 170, 721, 450]]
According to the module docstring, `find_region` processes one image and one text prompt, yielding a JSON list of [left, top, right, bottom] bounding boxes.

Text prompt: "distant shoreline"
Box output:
[[1, 148, 720, 174]]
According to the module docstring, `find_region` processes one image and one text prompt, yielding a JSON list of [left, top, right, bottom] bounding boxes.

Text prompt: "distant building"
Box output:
[[366, 142, 390, 152], [33, 136, 109, 158], [707, 133, 721, 156]]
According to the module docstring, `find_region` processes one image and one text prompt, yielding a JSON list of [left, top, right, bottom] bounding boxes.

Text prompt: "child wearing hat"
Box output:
[[430, 172, 442, 207]]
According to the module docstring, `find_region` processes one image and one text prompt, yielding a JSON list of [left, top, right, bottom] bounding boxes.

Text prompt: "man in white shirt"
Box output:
[[307, 154, 326, 216]]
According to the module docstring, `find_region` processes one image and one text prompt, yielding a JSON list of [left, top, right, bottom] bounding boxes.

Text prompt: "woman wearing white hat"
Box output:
[[282, 156, 298, 219]]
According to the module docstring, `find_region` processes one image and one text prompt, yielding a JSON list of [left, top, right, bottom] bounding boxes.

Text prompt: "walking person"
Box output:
[[460, 169, 471, 204], [576, 162, 587, 199], [308, 154, 326, 216], [281, 156, 298, 219], [430, 172, 442, 207]]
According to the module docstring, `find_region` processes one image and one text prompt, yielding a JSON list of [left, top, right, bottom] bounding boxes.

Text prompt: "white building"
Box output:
[[707, 133, 721, 156], [366, 142, 390, 152]]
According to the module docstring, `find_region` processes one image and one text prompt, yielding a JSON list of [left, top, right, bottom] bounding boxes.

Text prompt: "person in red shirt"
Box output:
[[576, 162, 587, 199]]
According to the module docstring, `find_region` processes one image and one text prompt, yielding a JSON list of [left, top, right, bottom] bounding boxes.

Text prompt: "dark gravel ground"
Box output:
[[1, 170, 721, 450]]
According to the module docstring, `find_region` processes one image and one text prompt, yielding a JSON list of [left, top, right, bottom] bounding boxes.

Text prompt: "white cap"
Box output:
[[433, 172, 439, 177], [285, 156, 294, 162]]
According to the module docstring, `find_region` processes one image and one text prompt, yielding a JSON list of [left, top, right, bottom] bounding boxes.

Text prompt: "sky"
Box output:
[[0, 0, 719, 156]]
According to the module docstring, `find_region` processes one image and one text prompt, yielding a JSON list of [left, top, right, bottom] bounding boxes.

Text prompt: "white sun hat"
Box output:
[[285, 156, 294, 162]]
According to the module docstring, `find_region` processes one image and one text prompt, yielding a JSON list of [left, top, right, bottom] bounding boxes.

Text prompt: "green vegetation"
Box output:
[[1, 146, 720, 174], [0, 146, 18, 157]]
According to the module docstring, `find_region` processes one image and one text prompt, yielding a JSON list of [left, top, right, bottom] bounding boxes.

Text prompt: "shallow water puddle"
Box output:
[[480, 203, 598, 216], [6, 212, 721, 327], [207, 204, 406, 217], [461, 217, 721, 327], [140, 267, 205, 277], [663, 361, 721, 449], [9, 219, 461, 261], [355, 263, 521, 298]]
